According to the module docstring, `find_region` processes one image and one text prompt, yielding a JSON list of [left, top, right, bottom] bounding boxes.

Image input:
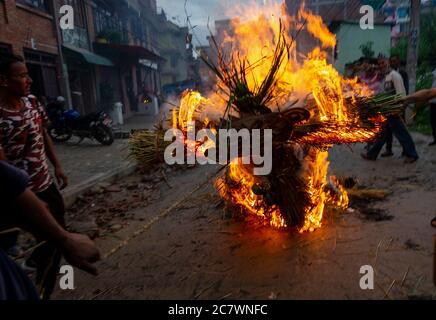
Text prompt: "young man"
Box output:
[[381, 55, 409, 157], [0, 160, 99, 300], [361, 56, 419, 163], [0, 53, 68, 299]]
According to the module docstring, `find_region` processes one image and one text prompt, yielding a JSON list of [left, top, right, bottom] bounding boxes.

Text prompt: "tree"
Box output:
[[359, 41, 375, 59], [418, 12, 436, 66], [391, 37, 408, 62]]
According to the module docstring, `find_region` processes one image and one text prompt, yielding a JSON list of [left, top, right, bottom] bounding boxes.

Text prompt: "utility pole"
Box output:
[[406, 0, 420, 94], [51, 0, 72, 108]]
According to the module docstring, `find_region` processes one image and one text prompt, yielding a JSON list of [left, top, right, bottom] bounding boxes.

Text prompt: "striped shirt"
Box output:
[[0, 96, 52, 193]]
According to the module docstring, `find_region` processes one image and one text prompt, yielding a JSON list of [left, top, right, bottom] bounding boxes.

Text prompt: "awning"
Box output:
[[62, 44, 114, 67], [94, 43, 164, 62]]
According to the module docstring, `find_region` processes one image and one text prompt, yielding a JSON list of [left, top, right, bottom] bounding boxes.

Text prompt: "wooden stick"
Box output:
[[374, 240, 383, 265], [0, 228, 21, 235], [13, 241, 47, 261], [401, 267, 410, 288], [383, 280, 396, 300], [219, 292, 233, 300], [194, 281, 219, 300], [385, 238, 393, 251]]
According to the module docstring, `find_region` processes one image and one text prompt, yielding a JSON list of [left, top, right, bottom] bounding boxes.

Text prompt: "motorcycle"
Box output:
[[47, 100, 115, 146]]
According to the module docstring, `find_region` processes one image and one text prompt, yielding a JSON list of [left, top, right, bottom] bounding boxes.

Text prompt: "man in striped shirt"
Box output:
[[0, 53, 68, 299]]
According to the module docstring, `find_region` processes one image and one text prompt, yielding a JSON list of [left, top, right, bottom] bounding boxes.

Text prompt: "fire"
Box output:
[[174, 2, 378, 232], [173, 90, 206, 131], [219, 3, 359, 232], [216, 160, 287, 229], [298, 5, 336, 49]]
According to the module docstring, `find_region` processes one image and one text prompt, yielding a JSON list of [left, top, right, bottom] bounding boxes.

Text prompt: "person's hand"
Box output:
[[55, 166, 68, 190], [60, 233, 101, 275]]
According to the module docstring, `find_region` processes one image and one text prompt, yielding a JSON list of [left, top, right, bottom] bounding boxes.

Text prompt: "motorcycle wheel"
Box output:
[[48, 125, 73, 142], [94, 125, 114, 146]]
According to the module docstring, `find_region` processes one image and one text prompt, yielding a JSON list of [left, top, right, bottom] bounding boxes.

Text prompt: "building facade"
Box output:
[[0, 0, 61, 99], [0, 0, 211, 118]]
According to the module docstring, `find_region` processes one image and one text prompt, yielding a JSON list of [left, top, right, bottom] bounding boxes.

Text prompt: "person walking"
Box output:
[[380, 55, 409, 157], [361, 56, 419, 163]]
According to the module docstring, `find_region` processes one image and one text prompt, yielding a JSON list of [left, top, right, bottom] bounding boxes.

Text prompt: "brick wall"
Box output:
[[0, 0, 58, 56]]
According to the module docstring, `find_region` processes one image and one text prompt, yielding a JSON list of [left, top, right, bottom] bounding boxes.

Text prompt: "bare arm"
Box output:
[[0, 148, 6, 161], [43, 129, 68, 189], [405, 88, 436, 104], [14, 189, 100, 275]]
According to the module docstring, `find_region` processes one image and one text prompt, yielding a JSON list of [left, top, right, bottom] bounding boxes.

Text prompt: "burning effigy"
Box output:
[[129, 2, 404, 233]]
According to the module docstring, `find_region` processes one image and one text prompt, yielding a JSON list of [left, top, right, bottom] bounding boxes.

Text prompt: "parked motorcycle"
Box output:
[[47, 98, 115, 146]]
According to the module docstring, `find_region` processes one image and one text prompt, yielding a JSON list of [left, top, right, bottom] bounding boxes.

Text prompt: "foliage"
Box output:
[[391, 12, 436, 135], [359, 41, 375, 59], [391, 12, 436, 66], [390, 36, 407, 62], [418, 12, 436, 66]]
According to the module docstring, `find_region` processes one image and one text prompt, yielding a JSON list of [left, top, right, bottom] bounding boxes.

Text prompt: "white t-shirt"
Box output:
[[385, 70, 407, 97]]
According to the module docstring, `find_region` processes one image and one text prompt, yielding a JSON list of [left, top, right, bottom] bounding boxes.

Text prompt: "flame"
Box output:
[[174, 90, 206, 131], [173, 2, 376, 232], [299, 150, 329, 232], [217, 160, 286, 229], [298, 5, 336, 48], [327, 176, 349, 210]]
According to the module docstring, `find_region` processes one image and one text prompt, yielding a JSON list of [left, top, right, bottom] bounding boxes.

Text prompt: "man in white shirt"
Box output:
[[362, 56, 419, 163], [380, 56, 407, 157]]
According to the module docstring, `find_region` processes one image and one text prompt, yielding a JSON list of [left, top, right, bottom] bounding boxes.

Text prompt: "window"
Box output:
[[63, 0, 86, 28], [93, 3, 123, 36], [23, 49, 59, 98], [0, 42, 12, 55], [16, 0, 51, 13], [24, 49, 57, 65]]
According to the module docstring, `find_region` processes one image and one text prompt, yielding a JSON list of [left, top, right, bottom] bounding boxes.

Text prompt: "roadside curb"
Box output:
[[62, 163, 137, 209]]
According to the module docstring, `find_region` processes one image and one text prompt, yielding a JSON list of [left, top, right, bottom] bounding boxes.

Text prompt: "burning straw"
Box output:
[[129, 2, 407, 232]]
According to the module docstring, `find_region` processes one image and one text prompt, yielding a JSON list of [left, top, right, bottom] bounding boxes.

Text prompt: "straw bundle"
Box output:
[[128, 130, 171, 169]]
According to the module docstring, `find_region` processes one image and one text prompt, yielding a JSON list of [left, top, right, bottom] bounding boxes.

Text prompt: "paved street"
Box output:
[[53, 115, 157, 206], [53, 132, 436, 300]]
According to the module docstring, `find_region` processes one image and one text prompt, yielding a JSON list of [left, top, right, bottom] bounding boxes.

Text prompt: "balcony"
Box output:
[[62, 26, 90, 50], [95, 29, 129, 45]]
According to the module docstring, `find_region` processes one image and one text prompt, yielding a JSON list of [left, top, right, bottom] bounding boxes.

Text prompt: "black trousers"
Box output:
[[367, 116, 419, 160], [32, 183, 65, 300], [431, 103, 436, 141], [386, 126, 393, 152], [385, 111, 408, 153], [0, 183, 65, 300]]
